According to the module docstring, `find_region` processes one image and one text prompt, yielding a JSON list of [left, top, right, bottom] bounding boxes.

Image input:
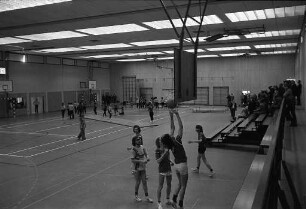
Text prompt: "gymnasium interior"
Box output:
[[0, 1, 306, 209]]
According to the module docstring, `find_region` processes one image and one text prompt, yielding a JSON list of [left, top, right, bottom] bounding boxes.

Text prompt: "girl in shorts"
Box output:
[[155, 137, 174, 209], [188, 125, 215, 177], [131, 136, 153, 203]]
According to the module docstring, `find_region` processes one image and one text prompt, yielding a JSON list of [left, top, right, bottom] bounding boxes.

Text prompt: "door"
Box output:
[[213, 87, 229, 106]]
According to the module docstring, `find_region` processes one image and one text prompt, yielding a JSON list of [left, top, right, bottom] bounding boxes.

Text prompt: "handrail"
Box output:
[[232, 99, 285, 209]]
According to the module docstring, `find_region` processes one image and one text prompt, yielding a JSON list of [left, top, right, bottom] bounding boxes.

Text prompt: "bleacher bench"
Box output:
[[220, 118, 244, 138], [237, 114, 257, 132], [255, 114, 267, 128]]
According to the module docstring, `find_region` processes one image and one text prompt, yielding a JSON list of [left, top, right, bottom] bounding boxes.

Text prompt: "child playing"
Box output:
[[155, 137, 174, 209], [188, 125, 215, 177], [131, 136, 153, 203]]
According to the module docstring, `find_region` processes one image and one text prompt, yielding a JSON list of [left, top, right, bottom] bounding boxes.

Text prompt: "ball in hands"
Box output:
[[166, 99, 177, 109]]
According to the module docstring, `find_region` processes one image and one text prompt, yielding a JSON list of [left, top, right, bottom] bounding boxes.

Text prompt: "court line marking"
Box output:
[[6, 125, 121, 155], [0, 130, 75, 137], [20, 157, 129, 209], [28, 127, 131, 157], [191, 198, 199, 209], [0, 117, 62, 129]]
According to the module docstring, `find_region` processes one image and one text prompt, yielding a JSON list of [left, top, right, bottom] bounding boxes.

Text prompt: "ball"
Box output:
[[166, 99, 177, 109]]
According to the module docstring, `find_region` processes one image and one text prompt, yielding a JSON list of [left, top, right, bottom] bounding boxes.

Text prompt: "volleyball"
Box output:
[[166, 99, 177, 109]]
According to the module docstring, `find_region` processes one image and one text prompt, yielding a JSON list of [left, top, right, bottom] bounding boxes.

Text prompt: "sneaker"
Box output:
[[171, 202, 177, 209], [146, 197, 153, 203], [209, 171, 215, 177], [192, 168, 199, 173], [135, 196, 142, 202], [157, 202, 163, 209]]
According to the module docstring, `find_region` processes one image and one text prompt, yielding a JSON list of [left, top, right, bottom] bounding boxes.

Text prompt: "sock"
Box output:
[[135, 192, 138, 196], [179, 200, 184, 207], [172, 195, 178, 203], [145, 193, 148, 197]]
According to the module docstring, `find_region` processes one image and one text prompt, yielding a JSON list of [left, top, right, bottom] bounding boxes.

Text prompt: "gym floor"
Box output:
[[0, 107, 278, 209]]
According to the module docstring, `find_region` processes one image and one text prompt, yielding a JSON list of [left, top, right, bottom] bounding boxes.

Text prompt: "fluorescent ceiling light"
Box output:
[[245, 29, 300, 38], [16, 31, 87, 41], [117, 59, 146, 62], [157, 57, 174, 60], [262, 50, 295, 54], [254, 43, 297, 48], [163, 51, 174, 54], [130, 39, 179, 46], [77, 24, 148, 35], [0, 0, 72, 13], [206, 46, 250, 51], [143, 18, 198, 29], [225, 5, 306, 22], [123, 52, 163, 56], [35, 47, 87, 53], [218, 35, 240, 41], [81, 43, 132, 50], [0, 37, 32, 45], [197, 55, 218, 58], [220, 53, 244, 57], [185, 49, 205, 53]]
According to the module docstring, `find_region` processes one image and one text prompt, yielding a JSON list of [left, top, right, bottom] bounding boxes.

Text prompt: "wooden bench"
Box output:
[[237, 114, 257, 132], [255, 114, 267, 128], [206, 122, 231, 141], [220, 118, 244, 139]]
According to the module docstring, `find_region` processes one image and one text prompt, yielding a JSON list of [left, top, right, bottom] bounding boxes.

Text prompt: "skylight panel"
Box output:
[[123, 52, 163, 56], [264, 9, 275, 18], [16, 31, 87, 41], [163, 51, 174, 54], [194, 15, 223, 24], [254, 43, 297, 48], [245, 30, 300, 38], [245, 11, 257, 20], [81, 43, 132, 50], [130, 39, 179, 46], [0, 0, 72, 13], [226, 5, 306, 22], [262, 50, 295, 55], [76, 24, 149, 35], [185, 49, 205, 53], [274, 7, 285, 18], [0, 37, 32, 45], [88, 54, 125, 58], [35, 47, 87, 53]]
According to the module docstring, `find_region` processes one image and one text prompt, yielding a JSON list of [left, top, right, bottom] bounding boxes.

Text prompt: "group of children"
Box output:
[[128, 109, 215, 209]]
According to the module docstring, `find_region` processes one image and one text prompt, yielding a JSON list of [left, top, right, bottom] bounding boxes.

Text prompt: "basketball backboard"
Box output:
[[0, 81, 13, 92]]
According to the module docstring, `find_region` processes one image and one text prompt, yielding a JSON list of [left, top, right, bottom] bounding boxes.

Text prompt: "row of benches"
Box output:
[[208, 113, 269, 143]]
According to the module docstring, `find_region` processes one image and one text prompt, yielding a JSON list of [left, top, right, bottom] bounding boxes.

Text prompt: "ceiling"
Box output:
[[0, 0, 305, 62]]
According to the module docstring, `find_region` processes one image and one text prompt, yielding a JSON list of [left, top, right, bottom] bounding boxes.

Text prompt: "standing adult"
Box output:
[[161, 109, 188, 209], [148, 101, 154, 123], [33, 98, 39, 114], [77, 114, 86, 140], [93, 101, 97, 115], [297, 80, 302, 106], [283, 81, 297, 126], [60, 102, 66, 119]]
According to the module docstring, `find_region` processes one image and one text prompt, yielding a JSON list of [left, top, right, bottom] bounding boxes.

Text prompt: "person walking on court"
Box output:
[[188, 125, 215, 177], [130, 136, 153, 203], [161, 109, 188, 209], [155, 137, 174, 209], [77, 114, 86, 140], [60, 102, 66, 119], [107, 105, 112, 119], [102, 103, 107, 117]]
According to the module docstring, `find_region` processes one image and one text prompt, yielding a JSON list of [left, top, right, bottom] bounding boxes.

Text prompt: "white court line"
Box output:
[[191, 198, 199, 209], [0, 117, 62, 129], [0, 153, 25, 157], [20, 157, 129, 209], [0, 130, 74, 137], [7, 125, 121, 155], [35, 122, 80, 133], [28, 126, 131, 157]]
